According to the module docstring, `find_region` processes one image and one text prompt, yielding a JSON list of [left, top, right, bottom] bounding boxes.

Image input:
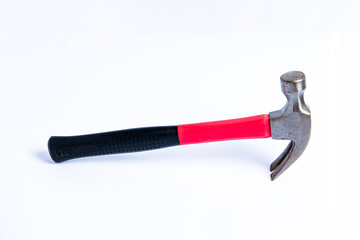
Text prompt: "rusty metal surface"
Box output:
[[269, 71, 311, 180]]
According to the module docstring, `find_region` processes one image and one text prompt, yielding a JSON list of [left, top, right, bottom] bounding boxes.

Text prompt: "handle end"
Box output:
[[48, 136, 72, 163]]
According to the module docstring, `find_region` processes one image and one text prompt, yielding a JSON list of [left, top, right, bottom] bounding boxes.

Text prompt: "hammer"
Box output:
[[48, 71, 311, 180]]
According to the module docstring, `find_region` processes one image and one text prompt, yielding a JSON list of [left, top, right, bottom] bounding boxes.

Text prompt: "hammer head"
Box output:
[[269, 71, 311, 180]]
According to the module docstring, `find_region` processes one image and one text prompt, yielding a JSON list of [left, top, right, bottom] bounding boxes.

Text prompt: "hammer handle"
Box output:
[[48, 114, 271, 162], [48, 127, 180, 163]]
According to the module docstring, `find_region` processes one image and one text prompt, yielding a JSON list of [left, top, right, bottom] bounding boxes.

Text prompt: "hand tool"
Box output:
[[48, 71, 311, 180]]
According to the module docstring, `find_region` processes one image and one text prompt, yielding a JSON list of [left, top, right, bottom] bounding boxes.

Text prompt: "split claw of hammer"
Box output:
[[48, 71, 311, 180]]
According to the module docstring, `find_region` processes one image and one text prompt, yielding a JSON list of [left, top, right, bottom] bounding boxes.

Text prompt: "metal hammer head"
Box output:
[[269, 71, 311, 180]]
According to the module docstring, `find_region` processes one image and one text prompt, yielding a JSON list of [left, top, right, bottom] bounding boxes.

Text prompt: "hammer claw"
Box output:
[[270, 141, 293, 172], [270, 141, 295, 180]]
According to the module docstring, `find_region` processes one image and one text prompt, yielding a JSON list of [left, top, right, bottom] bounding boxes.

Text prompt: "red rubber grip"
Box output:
[[178, 114, 271, 145]]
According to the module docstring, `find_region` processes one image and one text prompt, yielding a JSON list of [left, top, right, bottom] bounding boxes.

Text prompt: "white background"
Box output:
[[0, 0, 356, 239]]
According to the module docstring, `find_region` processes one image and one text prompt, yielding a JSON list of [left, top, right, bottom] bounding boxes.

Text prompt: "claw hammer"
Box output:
[[48, 71, 311, 180]]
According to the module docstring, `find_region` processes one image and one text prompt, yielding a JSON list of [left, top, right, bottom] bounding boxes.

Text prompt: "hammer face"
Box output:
[[269, 71, 311, 180]]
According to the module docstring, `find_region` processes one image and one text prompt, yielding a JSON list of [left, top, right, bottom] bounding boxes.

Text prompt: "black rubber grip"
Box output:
[[48, 126, 180, 163]]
